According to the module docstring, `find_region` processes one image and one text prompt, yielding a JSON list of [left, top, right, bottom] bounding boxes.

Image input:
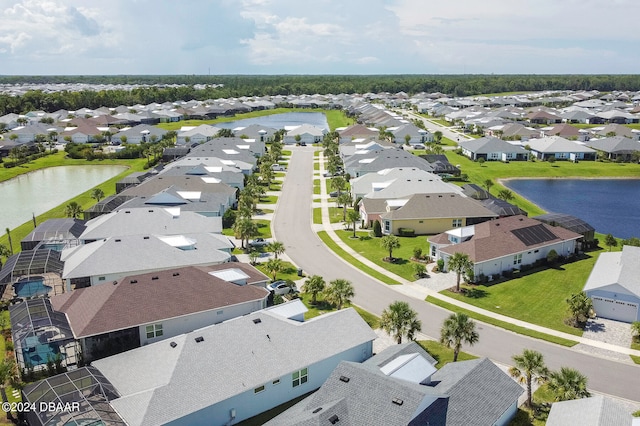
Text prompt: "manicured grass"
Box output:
[[222, 219, 272, 239], [281, 150, 292, 156], [314, 162, 320, 171], [631, 355, 640, 365], [510, 384, 557, 426], [426, 297, 578, 347], [313, 179, 321, 195], [259, 195, 279, 205], [334, 230, 428, 281], [312, 206, 345, 225], [423, 117, 452, 127], [314, 150, 320, 157], [0, 156, 146, 254], [274, 172, 286, 178], [417, 340, 477, 368], [440, 136, 458, 146], [299, 293, 380, 329], [316, 231, 401, 285], [255, 259, 301, 282], [441, 251, 605, 336], [444, 151, 640, 216], [352, 306, 381, 329], [312, 208, 322, 225]]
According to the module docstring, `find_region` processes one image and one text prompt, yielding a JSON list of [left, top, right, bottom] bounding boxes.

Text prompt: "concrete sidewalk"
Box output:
[[315, 151, 640, 360]]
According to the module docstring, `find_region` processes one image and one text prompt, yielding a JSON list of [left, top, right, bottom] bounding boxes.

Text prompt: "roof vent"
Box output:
[[112, 281, 118, 285], [148, 209, 154, 212], [151, 276, 159, 280], [143, 236, 150, 240], [129, 279, 137, 284], [312, 407, 323, 414], [173, 272, 180, 277], [125, 211, 131, 214], [329, 415, 339, 424], [170, 341, 177, 348], [392, 398, 404, 406], [115, 239, 121, 242], [339, 376, 350, 383], [195, 336, 204, 343], [253, 318, 262, 324]]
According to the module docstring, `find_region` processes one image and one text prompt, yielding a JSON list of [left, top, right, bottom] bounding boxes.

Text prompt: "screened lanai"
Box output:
[[0, 249, 64, 298], [23, 367, 125, 426], [9, 298, 77, 369]]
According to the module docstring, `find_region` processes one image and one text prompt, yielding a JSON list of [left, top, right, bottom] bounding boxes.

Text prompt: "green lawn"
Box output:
[[444, 151, 640, 216], [313, 162, 320, 171], [0, 155, 146, 253], [426, 297, 578, 347], [316, 231, 401, 285], [313, 179, 321, 195], [510, 385, 557, 426], [417, 340, 477, 368], [255, 259, 301, 282], [314, 150, 320, 157], [440, 251, 605, 336], [222, 219, 272, 239], [312, 207, 345, 225], [440, 136, 458, 146], [259, 195, 279, 205], [334, 230, 429, 281], [281, 150, 292, 156]]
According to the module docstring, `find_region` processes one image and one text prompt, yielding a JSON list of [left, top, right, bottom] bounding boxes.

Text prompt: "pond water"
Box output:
[[504, 178, 640, 239], [216, 112, 329, 131], [0, 165, 127, 231]]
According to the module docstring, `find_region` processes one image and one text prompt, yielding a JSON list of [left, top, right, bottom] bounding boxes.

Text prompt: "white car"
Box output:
[[267, 281, 297, 295], [249, 238, 269, 247], [271, 164, 286, 171]]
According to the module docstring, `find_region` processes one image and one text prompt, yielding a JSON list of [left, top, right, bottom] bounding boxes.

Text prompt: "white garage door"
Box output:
[[592, 296, 638, 323]]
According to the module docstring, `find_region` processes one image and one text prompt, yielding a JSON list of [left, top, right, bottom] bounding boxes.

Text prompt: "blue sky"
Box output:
[[1, 0, 638, 75]]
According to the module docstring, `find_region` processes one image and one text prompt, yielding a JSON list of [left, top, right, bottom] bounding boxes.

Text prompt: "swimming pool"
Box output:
[[14, 277, 52, 298]]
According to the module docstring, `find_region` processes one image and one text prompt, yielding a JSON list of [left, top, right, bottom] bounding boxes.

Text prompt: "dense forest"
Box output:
[[2, 74, 640, 115]]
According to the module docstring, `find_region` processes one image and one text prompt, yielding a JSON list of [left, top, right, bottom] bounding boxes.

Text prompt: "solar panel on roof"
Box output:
[[511, 224, 558, 246]]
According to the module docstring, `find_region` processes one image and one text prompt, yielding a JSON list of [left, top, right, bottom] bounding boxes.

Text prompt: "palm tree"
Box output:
[[0, 244, 11, 269], [440, 312, 479, 362], [566, 292, 594, 327], [91, 188, 105, 203], [380, 235, 401, 261], [64, 201, 83, 219], [325, 279, 354, 310], [337, 192, 353, 221], [302, 275, 326, 305], [233, 217, 258, 249], [631, 321, 640, 343], [434, 130, 443, 144], [447, 252, 473, 292], [264, 258, 284, 281], [497, 189, 515, 202], [604, 233, 617, 252], [482, 179, 494, 193], [5, 228, 13, 255], [267, 241, 285, 260], [330, 176, 346, 195], [509, 349, 549, 408], [380, 301, 422, 344], [548, 367, 590, 401], [347, 210, 360, 238]]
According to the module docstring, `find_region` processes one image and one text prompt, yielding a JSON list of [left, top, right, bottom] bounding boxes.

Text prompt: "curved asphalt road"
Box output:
[[273, 147, 640, 402]]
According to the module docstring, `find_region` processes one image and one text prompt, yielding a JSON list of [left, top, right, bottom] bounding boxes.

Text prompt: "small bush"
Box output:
[[502, 269, 513, 279], [547, 249, 559, 265], [437, 258, 445, 271], [372, 220, 383, 237], [413, 247, 423, 259]]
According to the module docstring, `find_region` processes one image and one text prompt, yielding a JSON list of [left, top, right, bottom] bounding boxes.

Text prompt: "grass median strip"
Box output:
[[425, 296, 579, 347], [317, 231, 401, 285]]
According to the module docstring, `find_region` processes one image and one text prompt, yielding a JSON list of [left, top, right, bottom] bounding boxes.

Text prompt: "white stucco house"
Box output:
[[583, 245, 640, 323]]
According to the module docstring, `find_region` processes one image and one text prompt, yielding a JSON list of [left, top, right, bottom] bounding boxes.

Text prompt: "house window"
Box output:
[[513, 254, 522, 265], [145, 323, 163, 339], [254, 385, 265, 394], [418, 220, 423, 223], [384, 221, 390, 233], [292, 368, 308, 387], [98, 276, 105, 281], [217, 310, 224, 315], [272, 379, 280, 385], [452, 219, 462, 228]]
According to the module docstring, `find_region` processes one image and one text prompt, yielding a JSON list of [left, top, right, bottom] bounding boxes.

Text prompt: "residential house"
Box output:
[[60, 124, 111, 144], [419, 154, 461, 176], [61, 233, 232, 290], [49, 265, 270, 363], [389, 123, 433, 145], [547, 395, 636, 426], [111, 124, 167, 144], [283, 124, 327, 144], [83, 306, 375, 426], [526, 136, 597, 161], [526, 110, 561, 125], [461, 184, 527, 218], [380, 193, 498, 236], [350, 167, 462, 200], [20, 218, 86, 251], [458, 137, 529, 161], [592, 123, 638, 140], [78, 208, 223, 243], [337, 123, 379, 143], [494, 122, 539, 141], [176, 124, 221, 145], [429, 215, 581, 278], [117, 187, 232, 218], [4, 123, 60, 144], [267, 343, 522, 426], [187, 137, 262, 164], [583, 245, 640, 323], [344, 148, 435, 178], [585, 136, 640, 161], [232, 123, 277, 143], [158, 162, 246, 189]]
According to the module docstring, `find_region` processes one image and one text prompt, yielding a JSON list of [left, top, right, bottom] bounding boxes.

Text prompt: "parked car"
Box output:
[[329, 191, 339, 197], [412, 144, 425, 150], [249, 238, 269, 247], [267, 280, 297, 295], [271, 164, 286, 171], [300, 142, 307, 146]]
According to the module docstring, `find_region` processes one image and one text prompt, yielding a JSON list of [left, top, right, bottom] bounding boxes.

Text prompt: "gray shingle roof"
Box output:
[[546, 395, 633, 426], [459, 137, 528, 154], [381, 193, 498, 221], [583, 245, 640, 297], [93, 307, 376, 426]]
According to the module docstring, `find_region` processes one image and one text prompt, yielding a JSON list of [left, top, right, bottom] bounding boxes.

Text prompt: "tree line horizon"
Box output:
[[2, 74, 640, 116]]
